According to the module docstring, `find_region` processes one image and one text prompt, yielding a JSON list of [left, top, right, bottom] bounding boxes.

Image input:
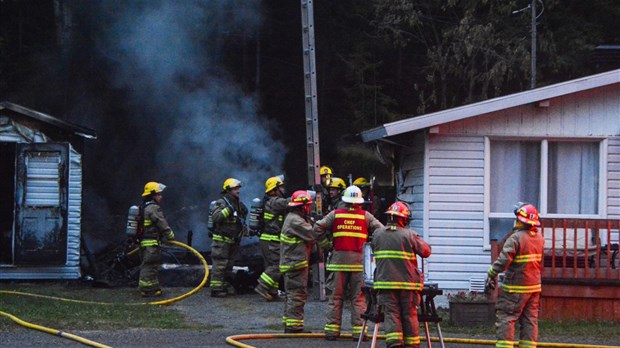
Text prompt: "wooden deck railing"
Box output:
[[539, 218, 619, 283]]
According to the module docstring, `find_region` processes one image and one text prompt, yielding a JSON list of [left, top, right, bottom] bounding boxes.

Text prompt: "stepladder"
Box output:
[[356, 285, 446, 348]]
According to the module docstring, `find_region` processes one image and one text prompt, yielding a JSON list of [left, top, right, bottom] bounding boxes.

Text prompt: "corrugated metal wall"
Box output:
[[66, 147, 82, 274]]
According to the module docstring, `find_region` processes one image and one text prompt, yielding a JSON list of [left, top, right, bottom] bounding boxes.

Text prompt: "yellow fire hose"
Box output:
[[225, 333, 620, 348], [0, 240, 209, 347]]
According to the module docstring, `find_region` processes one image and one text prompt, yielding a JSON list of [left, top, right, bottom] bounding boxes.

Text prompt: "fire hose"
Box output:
[[224, 333, 620, 348], [2, 241, 618, 348], [0, 240, 208, 347]]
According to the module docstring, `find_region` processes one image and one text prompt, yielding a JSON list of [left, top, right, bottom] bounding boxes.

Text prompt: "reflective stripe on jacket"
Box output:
[[488, 228, 544, 294], [332, 209, 368, 252], [315, 207, 383, 272], [280, 211, 329, 273], [371, 225, 432, 290]]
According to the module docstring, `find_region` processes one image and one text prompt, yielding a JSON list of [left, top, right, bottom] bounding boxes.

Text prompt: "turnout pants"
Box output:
[[377, 289, 421, 348], [210, 239, 239, 293], [256, 239, 282, 295], [495, 291, 540, 348], [324, 270, 366, 339], [283, 267, 309, 331], [139, 245, 162, 292]]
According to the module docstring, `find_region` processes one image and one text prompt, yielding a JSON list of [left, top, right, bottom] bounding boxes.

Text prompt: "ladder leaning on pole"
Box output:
[[300, 0, 326, 301]]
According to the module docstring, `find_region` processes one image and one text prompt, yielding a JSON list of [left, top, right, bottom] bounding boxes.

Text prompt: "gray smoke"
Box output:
[[96, 0, 285, 249]]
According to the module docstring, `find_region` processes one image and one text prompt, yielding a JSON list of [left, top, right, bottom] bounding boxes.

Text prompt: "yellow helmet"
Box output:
[[221, 178, 242, 193], [265, 176, 284, 193], [328, 177, 346, 190], [353, 177, 370, 187], [142, 182, 166, 197], [319, 165, 333, 176]]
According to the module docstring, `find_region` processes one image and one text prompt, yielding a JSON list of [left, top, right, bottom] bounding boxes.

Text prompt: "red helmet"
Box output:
[[385, 202, 410, 219], [514, 203, 540, 227], [288, 190, 313, 207]]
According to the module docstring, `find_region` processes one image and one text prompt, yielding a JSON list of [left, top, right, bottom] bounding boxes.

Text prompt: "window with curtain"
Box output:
[[490, 139, 599, 216]]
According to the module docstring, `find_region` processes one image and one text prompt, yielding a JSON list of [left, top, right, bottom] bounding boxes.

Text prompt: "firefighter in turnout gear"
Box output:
[[486, 203, 544, 348], [210, 178, 248, 297], [326, 177, 347, 213], [314, 185, 384, 341], [254, 176, 289, 301], [371, 201, 431, 348], [138, 182, 175, 297], [280, 190, 330, 333]]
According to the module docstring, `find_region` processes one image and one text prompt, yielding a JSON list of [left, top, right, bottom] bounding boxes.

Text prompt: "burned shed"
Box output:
[[0, 101, 96, 279]]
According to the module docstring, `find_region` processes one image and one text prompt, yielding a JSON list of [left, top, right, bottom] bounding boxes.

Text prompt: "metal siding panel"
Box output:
[[429, 210, 481, 220], [608, 138, 620, 219], [430, 158, 484, 168], [429, 185, 483, 194], [429, 193, 483, 203], [429, 219, 484, 229], [427, 263, 489, 272], [429, 236, 483, 246], [429, 176, 483, 185], [428, 167, 484, 177], [439, 85, 620, 138], [66, 147, 81, 270], [426, 135, 485, 290], [431, 150, 482, 159], [429, 202, 483, 211]]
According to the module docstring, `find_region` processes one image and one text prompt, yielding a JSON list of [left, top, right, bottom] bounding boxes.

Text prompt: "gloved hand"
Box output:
[[208, 231, 213, 238], [165, 230, 175, 242], [484, 276, 497, 294]]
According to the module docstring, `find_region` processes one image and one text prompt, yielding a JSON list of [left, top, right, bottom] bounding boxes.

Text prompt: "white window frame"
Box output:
[[483, 137, 607, 249]]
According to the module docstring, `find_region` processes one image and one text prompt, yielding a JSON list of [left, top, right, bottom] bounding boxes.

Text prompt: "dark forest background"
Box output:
[[1, 0, 619, 247]]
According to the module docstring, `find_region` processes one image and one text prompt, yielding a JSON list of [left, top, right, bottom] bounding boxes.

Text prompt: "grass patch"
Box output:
[[435, 308, 620, 342], [0, 281, 193, 331]]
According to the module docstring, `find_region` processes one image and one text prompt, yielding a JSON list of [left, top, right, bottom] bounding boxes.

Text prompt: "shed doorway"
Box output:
[[0, 142, 16, 264]]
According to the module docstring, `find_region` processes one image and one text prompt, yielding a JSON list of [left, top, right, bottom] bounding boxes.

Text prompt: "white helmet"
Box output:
[[342, 185, 364, 204]]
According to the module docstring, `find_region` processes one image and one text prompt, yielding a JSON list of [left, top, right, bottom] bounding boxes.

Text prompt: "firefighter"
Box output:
[[371, 201, 431, 348], [210, 178, 248, 298], [314, 185, 384, 341], [485, 202, 544, 348], [138, 182, 175, 297], [353, 177, 381, 217], [280, 190, 330, 333], [326, 177, 347, 213], [254, 176, 289, 301], [310, 165, 333, 214]]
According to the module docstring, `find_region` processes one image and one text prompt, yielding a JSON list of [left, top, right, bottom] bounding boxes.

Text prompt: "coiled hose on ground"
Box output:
[[0, 240, 208, 347]]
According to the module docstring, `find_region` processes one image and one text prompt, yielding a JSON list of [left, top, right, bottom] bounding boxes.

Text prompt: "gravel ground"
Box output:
[[1, 286, 618, 348]]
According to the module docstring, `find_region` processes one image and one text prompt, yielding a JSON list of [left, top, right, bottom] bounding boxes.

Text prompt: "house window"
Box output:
[[488, 139, 601, 239], [547, 142, 599, 214]]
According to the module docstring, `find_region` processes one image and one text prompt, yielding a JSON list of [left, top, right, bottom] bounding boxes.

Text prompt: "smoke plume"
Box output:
[[93, 0, 285, 249]]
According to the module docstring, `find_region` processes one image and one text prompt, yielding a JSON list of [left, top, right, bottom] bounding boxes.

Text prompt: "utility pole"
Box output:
[[300, 0, 326, 301], [530, 0, 537, 89], [513, 0, 543, 90]]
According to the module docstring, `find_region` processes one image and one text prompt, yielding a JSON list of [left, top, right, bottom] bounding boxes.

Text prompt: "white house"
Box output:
[[361, 69, 620, 291]]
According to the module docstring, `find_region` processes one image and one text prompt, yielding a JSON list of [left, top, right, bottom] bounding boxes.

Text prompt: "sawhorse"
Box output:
[[356, 285, 445, 348]]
